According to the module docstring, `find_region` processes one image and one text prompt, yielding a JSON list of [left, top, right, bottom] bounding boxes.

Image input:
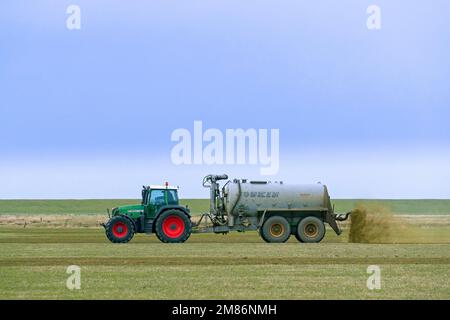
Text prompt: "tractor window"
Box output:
[[149, 189, 165, 206], [166, 190, 178, 205]]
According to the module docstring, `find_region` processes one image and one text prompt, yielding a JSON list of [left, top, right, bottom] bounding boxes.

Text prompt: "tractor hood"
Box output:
[[112, 204, 144, 219]]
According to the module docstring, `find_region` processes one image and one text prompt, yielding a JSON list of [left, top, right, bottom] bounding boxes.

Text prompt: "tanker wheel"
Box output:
[[260, 216, 291, 243], [296, 216, 325, 243], [105, 215, 135, 243], [155, 210, 192, 243], [294, 231, 304, 243]]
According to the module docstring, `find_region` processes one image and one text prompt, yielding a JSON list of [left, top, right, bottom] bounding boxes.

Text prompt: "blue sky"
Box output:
[[1, 1, 449, 199]]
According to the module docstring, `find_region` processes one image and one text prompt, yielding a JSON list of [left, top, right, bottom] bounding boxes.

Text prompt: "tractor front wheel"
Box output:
[[155, 210, 192, 243], [105, 215, 135, 243]]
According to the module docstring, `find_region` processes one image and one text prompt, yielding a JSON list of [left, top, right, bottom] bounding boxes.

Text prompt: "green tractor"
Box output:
[[102, 183, 192, 243]]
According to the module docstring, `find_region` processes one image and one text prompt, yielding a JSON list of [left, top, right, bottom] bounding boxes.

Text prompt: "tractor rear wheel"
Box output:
[[296, 216, 325, 243], [260, 216, 291, 243], [105, 215, 135, 243], [155, 210, 192, 243]]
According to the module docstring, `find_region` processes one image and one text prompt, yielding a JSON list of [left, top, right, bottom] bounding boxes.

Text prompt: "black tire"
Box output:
[[260, 216, 291, 243], [294, 231, 305, 243], [105, 215, 135, 243], [155, 209, 192, 243], [296, 216, 325, 243]]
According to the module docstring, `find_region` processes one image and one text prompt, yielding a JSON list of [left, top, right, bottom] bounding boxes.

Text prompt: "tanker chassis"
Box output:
[[102, 174, 350, 243]]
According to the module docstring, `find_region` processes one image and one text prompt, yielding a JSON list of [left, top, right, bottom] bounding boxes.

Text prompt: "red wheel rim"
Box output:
[[162, 216, 185, 239], [112, 222, 128, 238]]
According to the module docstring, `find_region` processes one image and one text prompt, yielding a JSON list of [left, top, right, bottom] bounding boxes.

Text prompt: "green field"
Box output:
[[0, 227, 449, 299], [1, 199, 449, 215], [0, 199, 449, 299]]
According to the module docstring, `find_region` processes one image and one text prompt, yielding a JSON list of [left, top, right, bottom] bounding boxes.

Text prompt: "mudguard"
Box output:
[[155, 205, 191, 220]]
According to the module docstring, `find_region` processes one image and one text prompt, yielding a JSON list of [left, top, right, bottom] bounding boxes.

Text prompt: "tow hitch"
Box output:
[[326, 211, 352, 235]]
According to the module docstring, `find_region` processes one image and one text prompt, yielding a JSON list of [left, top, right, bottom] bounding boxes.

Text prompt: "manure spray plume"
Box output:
[[348, 204, 394, 243], [348, 204, 424, 243]]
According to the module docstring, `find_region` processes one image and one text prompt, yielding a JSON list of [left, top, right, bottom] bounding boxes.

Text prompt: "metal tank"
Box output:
[[224, 180, 331, 217]]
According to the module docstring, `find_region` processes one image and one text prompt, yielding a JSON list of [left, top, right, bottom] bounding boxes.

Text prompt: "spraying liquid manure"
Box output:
[[348, 205, 393, 243], [348, 204, 422, 243]]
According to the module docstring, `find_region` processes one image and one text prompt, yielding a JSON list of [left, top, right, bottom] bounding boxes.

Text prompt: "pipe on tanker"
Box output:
[[228, 180, 241, 227]]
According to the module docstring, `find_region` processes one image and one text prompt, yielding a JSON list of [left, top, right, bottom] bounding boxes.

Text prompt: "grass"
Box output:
[[0, 199, 449, 215], [0, 222, 449, 243], [0, 199, 449, 299], [0, 199, 140, 215], [333, 199, 450, 215], [0, 225, 449, 299], [0, 199, 207, 215]]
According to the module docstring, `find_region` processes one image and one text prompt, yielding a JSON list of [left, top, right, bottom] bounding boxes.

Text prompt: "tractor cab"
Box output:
[[142, 185, 179, 206]]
